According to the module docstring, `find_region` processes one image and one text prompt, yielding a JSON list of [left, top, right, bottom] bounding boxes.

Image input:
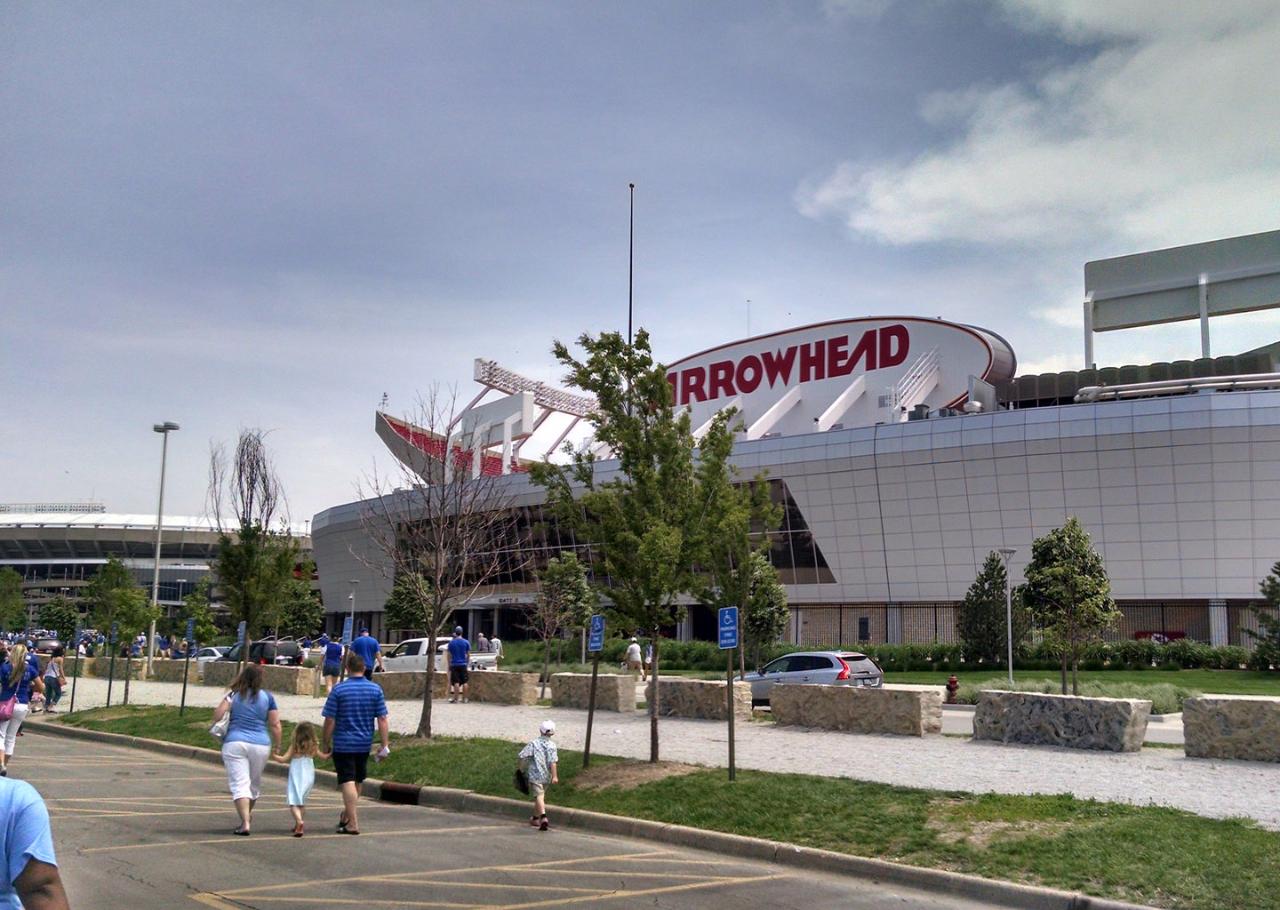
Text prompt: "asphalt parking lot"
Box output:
[[15, 729, 998, 910]]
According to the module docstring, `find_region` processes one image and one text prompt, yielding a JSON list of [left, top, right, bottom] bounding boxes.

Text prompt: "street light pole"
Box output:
[[340, 579, 357, 682], [148, 421, 180, 673], [997, 547, 1017, 687]]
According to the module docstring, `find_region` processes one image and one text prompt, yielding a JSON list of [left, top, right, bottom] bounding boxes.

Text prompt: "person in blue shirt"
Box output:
[[210, 664, 281, 836], [0, 645, 44, 776], [322, 638, 345, 694], [446, 626, 471, 704], [321, 653, 389, 836], [349, 629, 383, 681], [0, 778, 68, 909]]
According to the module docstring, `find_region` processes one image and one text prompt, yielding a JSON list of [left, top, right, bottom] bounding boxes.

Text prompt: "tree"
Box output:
[[530, 328, 743, 762], [38, 596, 79, 643], [741, 551, 789, 673], [0, 568, 26, 633], [359, 389, 528, 739], [956, 552, 1031, 666], [85, 557, 158, 702], [1246, 561, 1280, 669], [383, 571, 430, 638], [208, 429, 301, 656], [1022, 517, 1120, 694], [180, 578, 220, 645], [530, 552, 596, 697], [277, 573, 325, 639]]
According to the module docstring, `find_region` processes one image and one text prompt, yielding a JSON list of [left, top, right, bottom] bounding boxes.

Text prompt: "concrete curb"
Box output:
[[26, 720, 1154, 910]]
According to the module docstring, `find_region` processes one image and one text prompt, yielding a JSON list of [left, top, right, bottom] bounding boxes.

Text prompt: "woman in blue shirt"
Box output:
[[0, 645, 44, 776], [210, 664, 281, 835], [322, 639, 344, 694]]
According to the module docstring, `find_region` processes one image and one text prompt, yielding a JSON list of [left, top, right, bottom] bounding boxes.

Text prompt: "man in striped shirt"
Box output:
[[321, 653, 389, 835]]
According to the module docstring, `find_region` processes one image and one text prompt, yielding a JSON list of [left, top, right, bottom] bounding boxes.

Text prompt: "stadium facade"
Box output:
[[312, 233, 1280, 648]]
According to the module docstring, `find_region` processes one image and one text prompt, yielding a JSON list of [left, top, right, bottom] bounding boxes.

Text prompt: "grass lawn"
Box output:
[[59, 705, 1280, 910], [885, 668, 1280, 697]]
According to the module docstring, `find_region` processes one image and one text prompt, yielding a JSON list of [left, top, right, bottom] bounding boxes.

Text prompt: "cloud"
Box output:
[[797, 1, 1280, 250]]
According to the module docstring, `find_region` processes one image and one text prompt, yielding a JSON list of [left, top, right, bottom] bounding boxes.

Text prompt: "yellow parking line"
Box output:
[[497, 873, 787, 909], [27, 776, 229, 783], [84, 824, 507, 854], [196, 898, 481, 908], [60, 803, 402, 821]]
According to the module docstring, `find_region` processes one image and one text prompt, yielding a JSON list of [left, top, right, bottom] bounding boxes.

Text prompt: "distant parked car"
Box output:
[[220, 640, 305, 666], [382, 638, 498, 673], [31, 638, 61, 655], [743, 651, 884, 705]]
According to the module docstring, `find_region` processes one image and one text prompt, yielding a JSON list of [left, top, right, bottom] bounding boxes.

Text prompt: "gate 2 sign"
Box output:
[[665, 317, 1015, 437]]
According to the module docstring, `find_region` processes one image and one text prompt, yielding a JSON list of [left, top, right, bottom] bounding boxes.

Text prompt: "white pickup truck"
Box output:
[[381, 638, 499, 673]]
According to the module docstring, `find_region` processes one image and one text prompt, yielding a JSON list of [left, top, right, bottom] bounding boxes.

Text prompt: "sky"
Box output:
[[3, 1, 1278, 524]]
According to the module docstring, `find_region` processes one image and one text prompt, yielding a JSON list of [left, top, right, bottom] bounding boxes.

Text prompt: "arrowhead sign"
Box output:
[[587, 614, 605, 653], [718, 606, 739, 650]]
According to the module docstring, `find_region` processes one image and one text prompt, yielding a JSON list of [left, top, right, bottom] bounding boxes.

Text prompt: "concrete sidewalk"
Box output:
[[57, 675, 1280, 830]]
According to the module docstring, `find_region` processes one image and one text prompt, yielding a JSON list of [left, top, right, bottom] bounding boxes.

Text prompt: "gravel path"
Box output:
[[56, 676, 1280, 830]]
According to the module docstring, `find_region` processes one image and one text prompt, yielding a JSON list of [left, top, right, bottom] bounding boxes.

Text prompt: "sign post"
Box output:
[[718, 606, 739, 781], [105, 622, 119, 708], [179, 617, 196, 716], [339, 616, 353, 682], [69, 622, 82, 714], [582, 614, 605, 769]]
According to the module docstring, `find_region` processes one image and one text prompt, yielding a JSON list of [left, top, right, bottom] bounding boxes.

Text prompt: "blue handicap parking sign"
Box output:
[[341, 615, 353, 645], [718, 606, 739, 650], [186, 617, 196, 644], [237, 620, 247, 646], [588, 614, 606, 653]]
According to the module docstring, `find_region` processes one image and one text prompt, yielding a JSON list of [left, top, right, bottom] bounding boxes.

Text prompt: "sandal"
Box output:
[[232, 828, 251, 836], [292, 822, 304, 838], [338, 826, 360, 835]]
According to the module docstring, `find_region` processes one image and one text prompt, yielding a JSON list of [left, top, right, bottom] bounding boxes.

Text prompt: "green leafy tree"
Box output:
[[277, 571, 324, 639], [1246, 561, 1280, 669], [85, 557, 158, 701], [530, 552, 596, 696], [38, 596, 80, 643], [1022, 517, 1120, 694], [180, 578, 220, 645], [957, 552, 1031, 666], [530, 328, 742, 762], [0, 567, 26, 632], [742, 551, 789, 673], [383, 571, 430, 637]]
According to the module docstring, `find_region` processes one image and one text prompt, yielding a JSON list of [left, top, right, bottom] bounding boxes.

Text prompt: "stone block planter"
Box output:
[[974, 690, 1150, 752], [1184, 695, 1280, 762], [373, 671, 447, 701], [261, 664, 321, 697], [550, 672, 634, 712], [770, 684, 943, 736], [645, 677, 752, 721], [468, 671, 539, 705], [151, 660, 199, 685], [201, 661, 238, 688], [89, 657, 148, 681]]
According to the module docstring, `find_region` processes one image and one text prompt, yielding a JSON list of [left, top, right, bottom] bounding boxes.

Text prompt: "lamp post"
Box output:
[[148, 421, 180, 672], [997, 547, 1017, 687], [340, 579, 357, 682]]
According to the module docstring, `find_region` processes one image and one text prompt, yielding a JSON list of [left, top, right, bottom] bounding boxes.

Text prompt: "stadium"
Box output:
[[312, 230, 1280, 648]]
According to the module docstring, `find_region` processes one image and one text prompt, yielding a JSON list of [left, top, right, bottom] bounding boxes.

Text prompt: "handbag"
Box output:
[[0, 695, 15, 722], [209, 714, 230, 740], [513, 765, 530, 795]]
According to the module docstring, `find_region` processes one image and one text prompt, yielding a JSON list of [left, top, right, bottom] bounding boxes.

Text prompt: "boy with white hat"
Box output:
[[518, 720, 559, 831]]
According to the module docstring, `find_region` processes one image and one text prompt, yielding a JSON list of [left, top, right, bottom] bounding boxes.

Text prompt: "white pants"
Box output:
[[0, 703, 31, 757], [221, 741, 270, 801]]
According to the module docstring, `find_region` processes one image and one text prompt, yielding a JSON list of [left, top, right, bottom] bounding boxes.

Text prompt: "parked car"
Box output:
[[31, 638, 61, 655], [220, 640, 305, 666], [743, 650, 884, 705], [194, 646, 229, 677], [381, 638, 499, 673]]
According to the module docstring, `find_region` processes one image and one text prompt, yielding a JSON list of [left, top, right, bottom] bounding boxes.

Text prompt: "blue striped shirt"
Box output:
[[322, 677, 388, 753]]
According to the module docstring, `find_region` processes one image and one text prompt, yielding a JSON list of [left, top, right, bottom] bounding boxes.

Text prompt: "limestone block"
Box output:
[[260, 664, 320, 697], [373, 671, 447, 701], [150, 660, 199, 685], [550, 672, 634, 712], [89, 657, 148, 681], [770, 684, 943, 736], [201, 661, 239, 688], [645, 677, 752, 721], [1184, 695, 1280, 762], [468, 671, 539, 705], [974, 690, 1150, 752]]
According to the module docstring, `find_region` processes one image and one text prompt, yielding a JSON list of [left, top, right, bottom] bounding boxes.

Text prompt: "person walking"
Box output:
[[41, 647, 66, 714], [211, 664, 281, 836], [321, 653, 389, 836], [625, 637, 645, 681], [272, 721, 329, 837], [518, 720, 559, 831], [477, 632, 490, 653], [446, 627, 470, 703], [321, 637, 344, 694], [0, 645, 44, 776], [350, 629, 383, 680], [0, 776, 70, 909]]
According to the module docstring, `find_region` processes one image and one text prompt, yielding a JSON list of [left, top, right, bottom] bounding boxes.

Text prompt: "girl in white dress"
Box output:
[[273, 722, 329, 836]]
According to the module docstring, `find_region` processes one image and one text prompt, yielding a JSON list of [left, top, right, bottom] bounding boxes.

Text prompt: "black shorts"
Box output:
[[363, 668, 373, 680], [333, 751, 370, 786], [450, 665, 469, 685], [322, 662, 341, 677]]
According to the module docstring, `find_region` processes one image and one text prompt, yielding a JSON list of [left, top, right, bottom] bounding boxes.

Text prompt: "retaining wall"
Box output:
[[150, 660, 199, 685], [974, 690, 1150, 752], [770, 684, 943, 736], [374, 671, 448, 701], [551, 672, 634, 712], [468, 671, 539, 705], [88, 657, 148, 681], [646, 677, 752, 721], [1184, 694, 1280, 762], [260, 665, 321, 697]]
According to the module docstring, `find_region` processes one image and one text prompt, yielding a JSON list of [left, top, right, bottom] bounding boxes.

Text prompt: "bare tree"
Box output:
[[359, 388, 528, 739], [207, 428, 287, 532]]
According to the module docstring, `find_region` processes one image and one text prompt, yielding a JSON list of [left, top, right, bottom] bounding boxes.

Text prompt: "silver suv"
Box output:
[[744, 650, 884, 705]]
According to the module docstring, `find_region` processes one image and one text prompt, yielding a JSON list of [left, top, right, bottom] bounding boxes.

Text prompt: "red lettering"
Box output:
[[879, 324, 909, 368], [848, 328, 877, 372], [708, 360, 736, 400], [827, 335, 852, 377], [737, 355, 763, 393], [761, 346, 797, 387], [799, 340, 826, 383], [680, 367, 708, 403]]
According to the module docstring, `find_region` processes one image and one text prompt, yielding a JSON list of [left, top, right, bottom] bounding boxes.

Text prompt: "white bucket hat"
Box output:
[[539, 720, 556, 735]]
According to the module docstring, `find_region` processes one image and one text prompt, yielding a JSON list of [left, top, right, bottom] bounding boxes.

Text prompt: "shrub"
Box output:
[[958, 679, 1198, 715]]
